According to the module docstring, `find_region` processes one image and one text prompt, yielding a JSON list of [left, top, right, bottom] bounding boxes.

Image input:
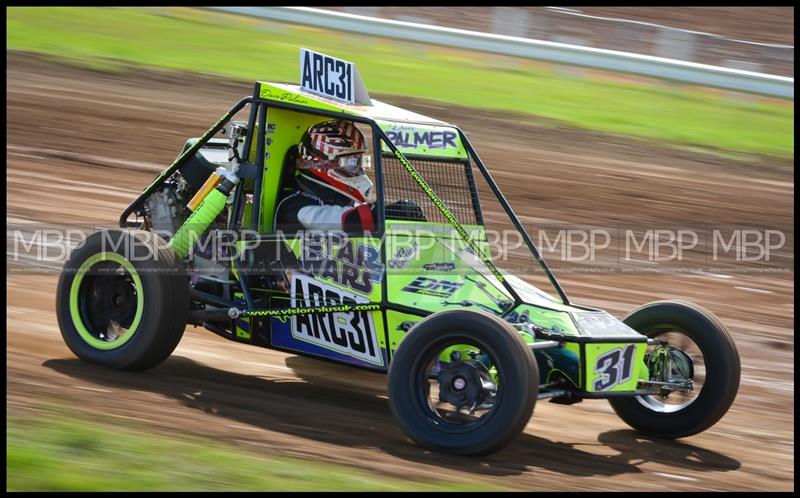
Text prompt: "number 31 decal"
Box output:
[[593, 345, 636, 391]]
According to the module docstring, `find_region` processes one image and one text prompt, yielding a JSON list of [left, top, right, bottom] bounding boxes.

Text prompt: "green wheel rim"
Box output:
[[69, 252, 144, 350]]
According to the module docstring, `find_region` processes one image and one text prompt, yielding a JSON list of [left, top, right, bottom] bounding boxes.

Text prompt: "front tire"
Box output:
[[56, 229, 189, 371], [388, 309, 538, 455], [609, 301, 740, 438]]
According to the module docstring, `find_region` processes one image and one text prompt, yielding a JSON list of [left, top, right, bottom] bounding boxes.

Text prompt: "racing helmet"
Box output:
[[295, 120, 373, 203]]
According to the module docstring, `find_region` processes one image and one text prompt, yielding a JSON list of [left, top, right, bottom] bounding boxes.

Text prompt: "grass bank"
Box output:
[[7, 410, 497, 491], [7, 7, 793, 157]]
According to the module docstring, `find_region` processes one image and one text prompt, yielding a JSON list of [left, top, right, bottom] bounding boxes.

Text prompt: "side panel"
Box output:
[[385, 222, 511, 315], [267, 233, 389, 370], [584, 343, 648, 393]]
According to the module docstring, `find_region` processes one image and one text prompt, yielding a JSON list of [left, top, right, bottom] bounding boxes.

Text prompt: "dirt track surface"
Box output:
[[6, 54, 794, 491]]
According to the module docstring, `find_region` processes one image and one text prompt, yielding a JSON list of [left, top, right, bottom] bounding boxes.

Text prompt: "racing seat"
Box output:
[[276, 146, 300, 203]]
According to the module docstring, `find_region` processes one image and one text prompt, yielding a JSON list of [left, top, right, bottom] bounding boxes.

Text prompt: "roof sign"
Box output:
[[299, 48, 371, 106]]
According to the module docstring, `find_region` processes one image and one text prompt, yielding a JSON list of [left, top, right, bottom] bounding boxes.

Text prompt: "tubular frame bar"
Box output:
[[463, 158, 485, 225], [371, 125, 388, 308], [188, 308, 232, 322], [191, 288, 235, 308], [251, 103, 268, 232], [228, 87, 261, 232], [119, 96, 253, 227], [528, 340, 562, 350]]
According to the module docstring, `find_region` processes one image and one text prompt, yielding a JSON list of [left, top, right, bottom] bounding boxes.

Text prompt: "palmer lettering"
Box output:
[[384, 129, 459, 150]]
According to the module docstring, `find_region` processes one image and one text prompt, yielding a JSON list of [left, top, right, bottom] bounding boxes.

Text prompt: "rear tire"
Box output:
[[388, 309, 538, 455], [608, 301, 740, 438], [56, 229, 189, 371]]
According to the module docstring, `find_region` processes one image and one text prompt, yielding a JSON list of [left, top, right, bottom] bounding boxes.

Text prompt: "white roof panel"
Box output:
[[263, 82, 454, 127]]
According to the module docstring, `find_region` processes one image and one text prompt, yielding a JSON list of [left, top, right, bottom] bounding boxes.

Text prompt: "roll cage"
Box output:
[[119, 81, 572, 321]]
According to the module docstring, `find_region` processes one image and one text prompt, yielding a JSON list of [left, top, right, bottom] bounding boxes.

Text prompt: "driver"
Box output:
[[274, 120, 376, 232]]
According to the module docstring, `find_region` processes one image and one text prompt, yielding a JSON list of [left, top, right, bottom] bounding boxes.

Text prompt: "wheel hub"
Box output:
[[437, 359, 495, 411], [105, 278, 136, 323], [648, 346, 694, 384], [84, 267, 138, 340]]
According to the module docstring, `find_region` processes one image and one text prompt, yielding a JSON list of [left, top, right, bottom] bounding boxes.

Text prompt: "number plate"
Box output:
[[585, 343, 646, 392]]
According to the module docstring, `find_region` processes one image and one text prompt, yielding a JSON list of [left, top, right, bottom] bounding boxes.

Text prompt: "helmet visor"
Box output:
[[336, 154, 370, 176]]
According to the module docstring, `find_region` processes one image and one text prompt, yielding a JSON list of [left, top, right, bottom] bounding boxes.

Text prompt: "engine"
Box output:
[[142, 178, 191, 239]]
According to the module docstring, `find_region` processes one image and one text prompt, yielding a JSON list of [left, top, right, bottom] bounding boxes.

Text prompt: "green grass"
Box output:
[[7, 410, 499, 491], [7, 7, 793, 157]]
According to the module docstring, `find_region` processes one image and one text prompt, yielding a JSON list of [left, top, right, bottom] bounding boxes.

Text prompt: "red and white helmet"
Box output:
[[296, 120, 373, 203]]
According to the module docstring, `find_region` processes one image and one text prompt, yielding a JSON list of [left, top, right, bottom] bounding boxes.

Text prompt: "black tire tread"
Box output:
[[388, 309, 538, 456], [609, 300, 740, 438], [56, 229, 189, 372]]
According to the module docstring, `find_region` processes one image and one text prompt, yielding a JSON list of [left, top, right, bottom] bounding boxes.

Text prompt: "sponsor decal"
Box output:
[[388, 224, 455, 234], [382, 123, 459, 152], [291, 273, 382, 365], [388, 242, 418, 269], [245, 303, 380, 318], [300, 232, 383, 295], [423, 262, 455, 272], [259, 85, 312, 105], [403, 276, 463, 298], [300, 48, 354, 104]]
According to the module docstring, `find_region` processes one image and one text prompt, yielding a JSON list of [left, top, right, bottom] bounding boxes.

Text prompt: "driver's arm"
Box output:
[[297, 204, 352, 231], [298, 203, 377, 232]]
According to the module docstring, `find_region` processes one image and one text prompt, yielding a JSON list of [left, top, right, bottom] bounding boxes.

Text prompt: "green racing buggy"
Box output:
[[56, 49, 741, 456]]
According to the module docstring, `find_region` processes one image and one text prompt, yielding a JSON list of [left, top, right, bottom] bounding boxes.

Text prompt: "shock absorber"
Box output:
[[169, 167, 239, 258]]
